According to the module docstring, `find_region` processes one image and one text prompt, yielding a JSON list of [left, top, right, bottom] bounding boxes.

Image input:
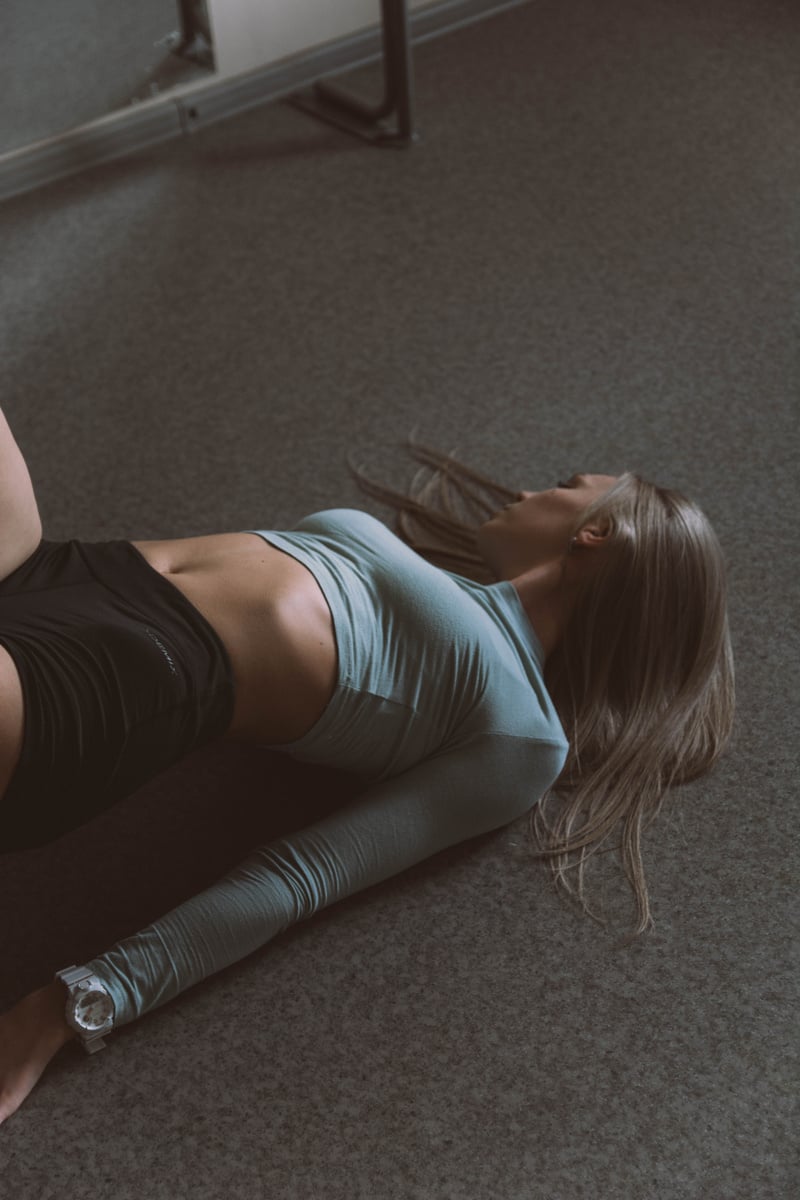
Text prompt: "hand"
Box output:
[[0, 983, 74, 1127]]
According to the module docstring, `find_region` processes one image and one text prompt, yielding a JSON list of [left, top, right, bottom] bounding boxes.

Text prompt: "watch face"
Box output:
[[75, 987, 114, 1031]]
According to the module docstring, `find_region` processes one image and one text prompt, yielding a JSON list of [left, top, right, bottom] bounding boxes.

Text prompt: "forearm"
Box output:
[[86, 832, 375, 1027]]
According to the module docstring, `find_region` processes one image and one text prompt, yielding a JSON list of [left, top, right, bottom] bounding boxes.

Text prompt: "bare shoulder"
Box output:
[[0, 408, 43, 582]]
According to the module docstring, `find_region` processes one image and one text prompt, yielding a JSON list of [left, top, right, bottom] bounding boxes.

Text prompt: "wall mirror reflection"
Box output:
[[3, 1, 215, 157]]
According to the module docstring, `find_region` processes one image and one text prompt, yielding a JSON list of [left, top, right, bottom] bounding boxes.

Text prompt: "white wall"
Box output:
[[208, 0, 436, 83]]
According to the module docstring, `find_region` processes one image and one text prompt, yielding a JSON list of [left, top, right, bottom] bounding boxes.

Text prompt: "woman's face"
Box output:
[[476, 473, 619, 579]]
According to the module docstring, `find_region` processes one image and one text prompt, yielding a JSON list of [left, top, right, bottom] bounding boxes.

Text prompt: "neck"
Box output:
[[510, 562, 576, 659]]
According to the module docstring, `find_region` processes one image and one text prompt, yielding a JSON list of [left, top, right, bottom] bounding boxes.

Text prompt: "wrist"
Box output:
[[24, 981, 75, 1050]]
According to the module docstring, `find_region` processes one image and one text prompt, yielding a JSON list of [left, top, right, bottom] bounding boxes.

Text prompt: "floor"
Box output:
[[1, 1, 797, 1195]]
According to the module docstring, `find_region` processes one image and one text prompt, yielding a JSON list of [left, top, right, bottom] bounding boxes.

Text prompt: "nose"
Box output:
[[517, 490, 534, 501]]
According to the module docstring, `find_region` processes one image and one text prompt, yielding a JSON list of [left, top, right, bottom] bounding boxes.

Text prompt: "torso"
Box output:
[[0, 533, 339, 802]]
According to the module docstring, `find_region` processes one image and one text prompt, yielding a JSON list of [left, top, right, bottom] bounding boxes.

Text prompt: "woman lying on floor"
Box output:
[[0, 408, 734, 1124]]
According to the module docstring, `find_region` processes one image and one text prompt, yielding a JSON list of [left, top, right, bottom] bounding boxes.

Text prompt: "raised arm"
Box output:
[[0, 407, 42, 579]]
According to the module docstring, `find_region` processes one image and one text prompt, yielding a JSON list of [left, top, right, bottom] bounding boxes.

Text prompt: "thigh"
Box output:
[[0, 645, 25, 842]]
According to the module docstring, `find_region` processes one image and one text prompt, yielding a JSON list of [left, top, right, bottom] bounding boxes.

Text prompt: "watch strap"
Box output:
[[57, 964, 94, 989]]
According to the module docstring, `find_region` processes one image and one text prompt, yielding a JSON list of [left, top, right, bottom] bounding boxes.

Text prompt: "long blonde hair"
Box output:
[[351, 440, 735, 935]]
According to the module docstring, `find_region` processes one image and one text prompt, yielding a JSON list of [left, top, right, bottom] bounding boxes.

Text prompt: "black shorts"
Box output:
[[0, 538, 234, 853]]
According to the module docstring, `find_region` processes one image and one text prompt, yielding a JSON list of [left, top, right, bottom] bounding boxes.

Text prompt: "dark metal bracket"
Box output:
[[287, 0, 419, 148], [167, 1, 215, 68]]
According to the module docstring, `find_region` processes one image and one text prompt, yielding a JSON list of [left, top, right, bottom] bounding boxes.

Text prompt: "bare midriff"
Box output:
[[129, 532, 338, 746], [0, 533, 339, 804]]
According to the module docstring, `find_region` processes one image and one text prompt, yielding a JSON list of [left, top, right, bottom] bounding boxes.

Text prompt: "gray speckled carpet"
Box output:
[[1, 1, 797, 1196]]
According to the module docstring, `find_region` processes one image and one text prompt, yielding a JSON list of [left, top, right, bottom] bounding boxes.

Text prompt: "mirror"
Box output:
[[2, 1, 216, 158]]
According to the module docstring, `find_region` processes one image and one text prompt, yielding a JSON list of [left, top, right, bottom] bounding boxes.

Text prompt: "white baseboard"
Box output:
[[0, 0, 528, 204]]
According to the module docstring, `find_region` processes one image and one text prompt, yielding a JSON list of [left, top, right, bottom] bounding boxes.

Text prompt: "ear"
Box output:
[[572, 522, 612, 549]]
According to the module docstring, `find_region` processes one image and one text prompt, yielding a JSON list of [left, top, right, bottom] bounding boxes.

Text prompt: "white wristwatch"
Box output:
[[55, 965, 115, 1054]]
